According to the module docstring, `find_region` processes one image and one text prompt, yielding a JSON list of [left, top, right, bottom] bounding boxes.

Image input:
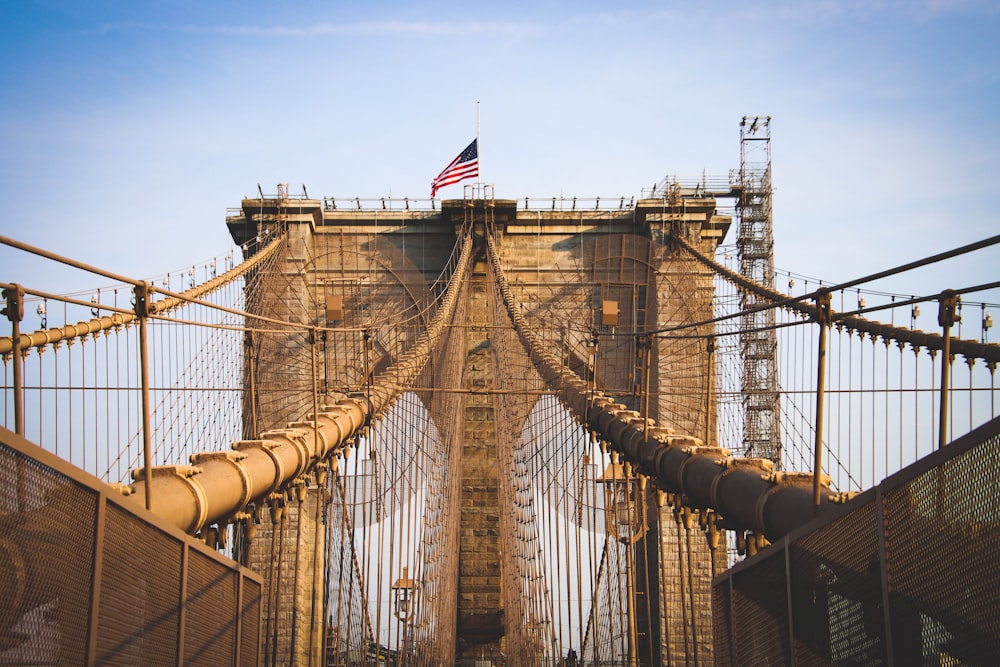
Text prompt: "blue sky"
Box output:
[[1, 1, 998, 304]]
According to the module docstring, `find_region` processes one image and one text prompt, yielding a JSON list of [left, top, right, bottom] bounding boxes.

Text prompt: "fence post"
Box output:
[[2, 284, 24, 435], [135, 282, 154, 510], [813, 289, 832, 513], [937, 289, 959, 449]]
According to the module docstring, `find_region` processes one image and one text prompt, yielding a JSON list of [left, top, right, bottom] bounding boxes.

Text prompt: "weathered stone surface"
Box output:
[[456, 263, 504, 659], [231, 195, 732, 664]]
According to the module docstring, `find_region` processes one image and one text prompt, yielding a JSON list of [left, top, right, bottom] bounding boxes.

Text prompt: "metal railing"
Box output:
[[0, 425, 262, 665], [320, 194, 642, 212], [712, 414, 1000, 665], [641, 172, 739, 199]]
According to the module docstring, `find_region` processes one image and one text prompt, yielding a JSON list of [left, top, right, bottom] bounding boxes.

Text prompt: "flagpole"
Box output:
[[477, 101, 481, 187]]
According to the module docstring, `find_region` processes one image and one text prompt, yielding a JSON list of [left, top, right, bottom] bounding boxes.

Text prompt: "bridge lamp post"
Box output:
[[597, 455, 648, 667], [391, 566, 416, 661]]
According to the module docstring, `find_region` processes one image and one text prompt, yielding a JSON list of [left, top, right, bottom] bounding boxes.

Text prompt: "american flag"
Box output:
[[431, 139, 478, 197]]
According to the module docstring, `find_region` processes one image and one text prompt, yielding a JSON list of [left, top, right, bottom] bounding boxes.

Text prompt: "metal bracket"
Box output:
[[938, 289, 960, 328], [814, 289, 832, 326], [1, 284, 23, 322], [133, 282, 153, 317]]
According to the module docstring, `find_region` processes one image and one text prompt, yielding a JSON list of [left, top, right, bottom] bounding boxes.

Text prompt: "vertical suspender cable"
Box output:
[[308, 328, 322, 665], [290, 484, 305, 665], [674, 508, 690, 664], [272, 507, 287, 667]]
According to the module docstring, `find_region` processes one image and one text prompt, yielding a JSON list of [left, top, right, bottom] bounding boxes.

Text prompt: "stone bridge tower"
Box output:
[[226, 189, 731, 664]]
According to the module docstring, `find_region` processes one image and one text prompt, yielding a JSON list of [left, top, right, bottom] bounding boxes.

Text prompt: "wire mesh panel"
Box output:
[[881, 424, 1000, 664], [789, 499, 885, 665], [715, 416, 1000, 666], [241, 577, 263, 667], [0, 439, 97, 665], [731, 549, 790, 664], [711, 577, 733, 667], [0, 426, 263, 666], [97, 503, 184, 666], [184, 549, 239, 665]]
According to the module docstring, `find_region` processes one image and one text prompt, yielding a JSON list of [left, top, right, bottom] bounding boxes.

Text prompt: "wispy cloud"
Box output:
[[99, 19, 541, 39], [92, 2, 997, 43], [768, 0, 1000, 21], [565, 0, 1000, 25]]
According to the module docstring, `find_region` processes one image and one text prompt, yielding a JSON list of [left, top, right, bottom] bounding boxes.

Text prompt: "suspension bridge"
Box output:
[[2, 122, 999, 666]]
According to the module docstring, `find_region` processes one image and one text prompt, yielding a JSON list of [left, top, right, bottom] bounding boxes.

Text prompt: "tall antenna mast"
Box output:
[[737, 115, 781, 467]]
